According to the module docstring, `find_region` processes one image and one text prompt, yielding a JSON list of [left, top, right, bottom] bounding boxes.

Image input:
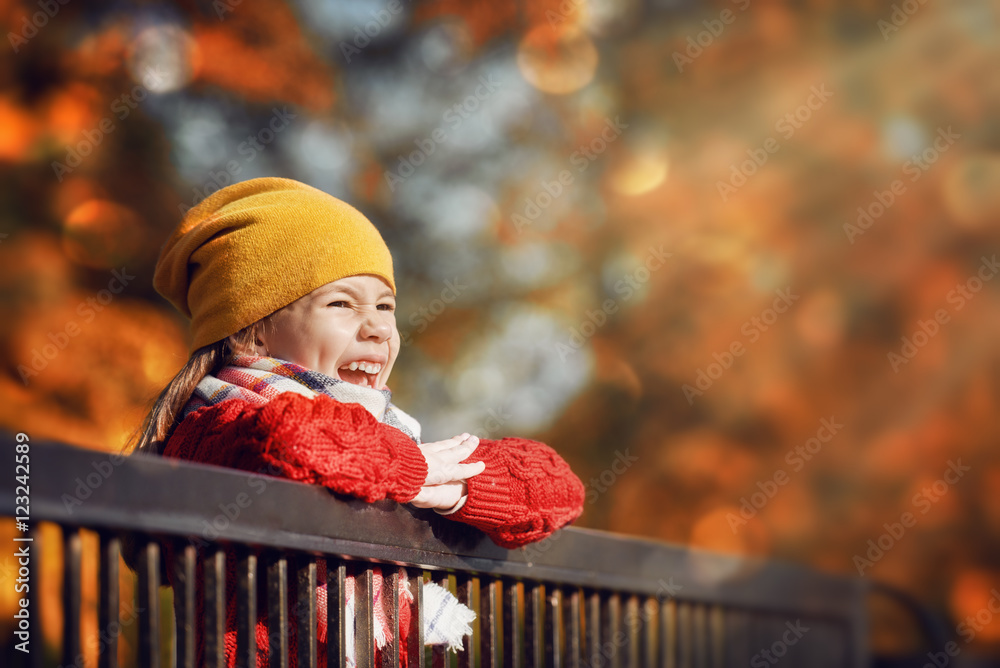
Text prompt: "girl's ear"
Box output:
[[226, 334, 243, 355], [227, 334, 259, 356]]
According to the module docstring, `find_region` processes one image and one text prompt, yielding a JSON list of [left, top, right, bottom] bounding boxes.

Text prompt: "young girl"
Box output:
[[125, 177, 585, 667]]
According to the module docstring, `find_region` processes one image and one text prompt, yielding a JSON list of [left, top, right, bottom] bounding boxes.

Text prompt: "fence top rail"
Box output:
[[3, 435, 866, 618]]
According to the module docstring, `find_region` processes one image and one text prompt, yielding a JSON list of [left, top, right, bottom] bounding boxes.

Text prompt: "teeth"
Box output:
[[342, 361, 382, 375]]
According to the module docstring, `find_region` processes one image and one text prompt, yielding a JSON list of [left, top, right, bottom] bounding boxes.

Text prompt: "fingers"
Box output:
[[410, 481, 465, 510], [455, 461, 486, 479], [422, 434, 483, 485], [425, 460, 485, 486], [424, 450, 485, 485], [450, 436, 480, 459], [420, 433, 476, 453]]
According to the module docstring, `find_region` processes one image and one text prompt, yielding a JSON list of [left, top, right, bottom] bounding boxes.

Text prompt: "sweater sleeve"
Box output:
[[448, 437, 585, 549], [162, 393, 428, 503]]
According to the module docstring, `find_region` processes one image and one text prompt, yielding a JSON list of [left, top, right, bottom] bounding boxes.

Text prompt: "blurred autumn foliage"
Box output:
[[1, 0, 999, 662]]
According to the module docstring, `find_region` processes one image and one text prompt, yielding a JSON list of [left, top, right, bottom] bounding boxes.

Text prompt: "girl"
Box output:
[[124, 177, 585, 667]]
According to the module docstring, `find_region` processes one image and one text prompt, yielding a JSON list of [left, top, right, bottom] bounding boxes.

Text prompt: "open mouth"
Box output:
[[338, 360, 383, 388]]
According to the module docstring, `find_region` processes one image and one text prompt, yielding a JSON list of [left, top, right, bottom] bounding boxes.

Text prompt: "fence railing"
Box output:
[[1, 435, 869, 667]]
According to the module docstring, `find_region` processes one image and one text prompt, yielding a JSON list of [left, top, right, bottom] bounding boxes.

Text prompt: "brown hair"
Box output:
[[120, 317, 276, 574]]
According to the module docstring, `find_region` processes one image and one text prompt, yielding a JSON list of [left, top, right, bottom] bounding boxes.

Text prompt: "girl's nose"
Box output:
[[360, 311, 392, 341]]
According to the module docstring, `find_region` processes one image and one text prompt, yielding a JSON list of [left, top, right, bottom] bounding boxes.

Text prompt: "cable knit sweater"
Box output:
[[161, 391, 585, 667]]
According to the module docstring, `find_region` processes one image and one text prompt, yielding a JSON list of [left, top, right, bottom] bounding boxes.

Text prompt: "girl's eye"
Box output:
[[377, 303, 395, 312], [328, 301, 348, 308]]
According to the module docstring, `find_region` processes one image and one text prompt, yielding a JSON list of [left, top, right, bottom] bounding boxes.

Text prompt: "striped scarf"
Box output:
[[183, 354, 422, 443]]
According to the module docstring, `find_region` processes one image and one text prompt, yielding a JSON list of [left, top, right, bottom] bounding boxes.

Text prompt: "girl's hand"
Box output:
[[410, 480, 467, 511], [419, 433, 484, 486]]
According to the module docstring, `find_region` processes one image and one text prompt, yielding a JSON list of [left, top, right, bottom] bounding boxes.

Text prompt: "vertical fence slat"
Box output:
[[625, 595, 639, 668], [660, 598, 676, 668], [62, 527, 82, 668], [692, 604, 706, 668], [410, 571, 425, 668], [386, 568, 401, 668], [267, 554, 289, 668], [585, 592, 600, 668], [566, 589, 581, 668], [504, 580, 522, 668], [603, 594, 621, 668], [676, 602, 691, 668], [641, 598, 656, 668], [327, 561, 347, 668], [545, 587, 563, 668], [356, 567, 375, 668], [204, 548, 226, 668], [525, 583, 543, 668], [173, 542, 196, 668], [296, 557, 317, 668], [28, 524, 43, 668], [99, 533, 121, 668], [708, 606, 723, 668], [236, 549, 258, 668], [456, 574, 473, 668], [724, 609, 748, 668], [482, 578, 501, 668], [136, 538, 160, 668], [431, 573, 454, 668]]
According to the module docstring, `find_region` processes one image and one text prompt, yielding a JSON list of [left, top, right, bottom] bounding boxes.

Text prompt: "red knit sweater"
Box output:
[[161, 392, 585, 667]]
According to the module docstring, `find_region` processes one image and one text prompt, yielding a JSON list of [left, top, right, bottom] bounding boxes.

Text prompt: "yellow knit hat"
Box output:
[[154, 177, 395, 352]]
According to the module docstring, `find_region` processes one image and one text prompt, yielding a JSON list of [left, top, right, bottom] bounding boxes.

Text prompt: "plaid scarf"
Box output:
[[183, 354, 422, 443]]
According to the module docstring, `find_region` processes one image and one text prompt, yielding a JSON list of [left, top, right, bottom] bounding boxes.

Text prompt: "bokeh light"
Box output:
[[517, 24, 598, 95]]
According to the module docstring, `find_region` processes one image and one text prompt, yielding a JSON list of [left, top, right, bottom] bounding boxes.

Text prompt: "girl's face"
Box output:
[[257, 275, 399, 390]]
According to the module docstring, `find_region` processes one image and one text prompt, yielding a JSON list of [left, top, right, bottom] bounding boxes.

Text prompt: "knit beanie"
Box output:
[[154, 177, 395, 352]]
